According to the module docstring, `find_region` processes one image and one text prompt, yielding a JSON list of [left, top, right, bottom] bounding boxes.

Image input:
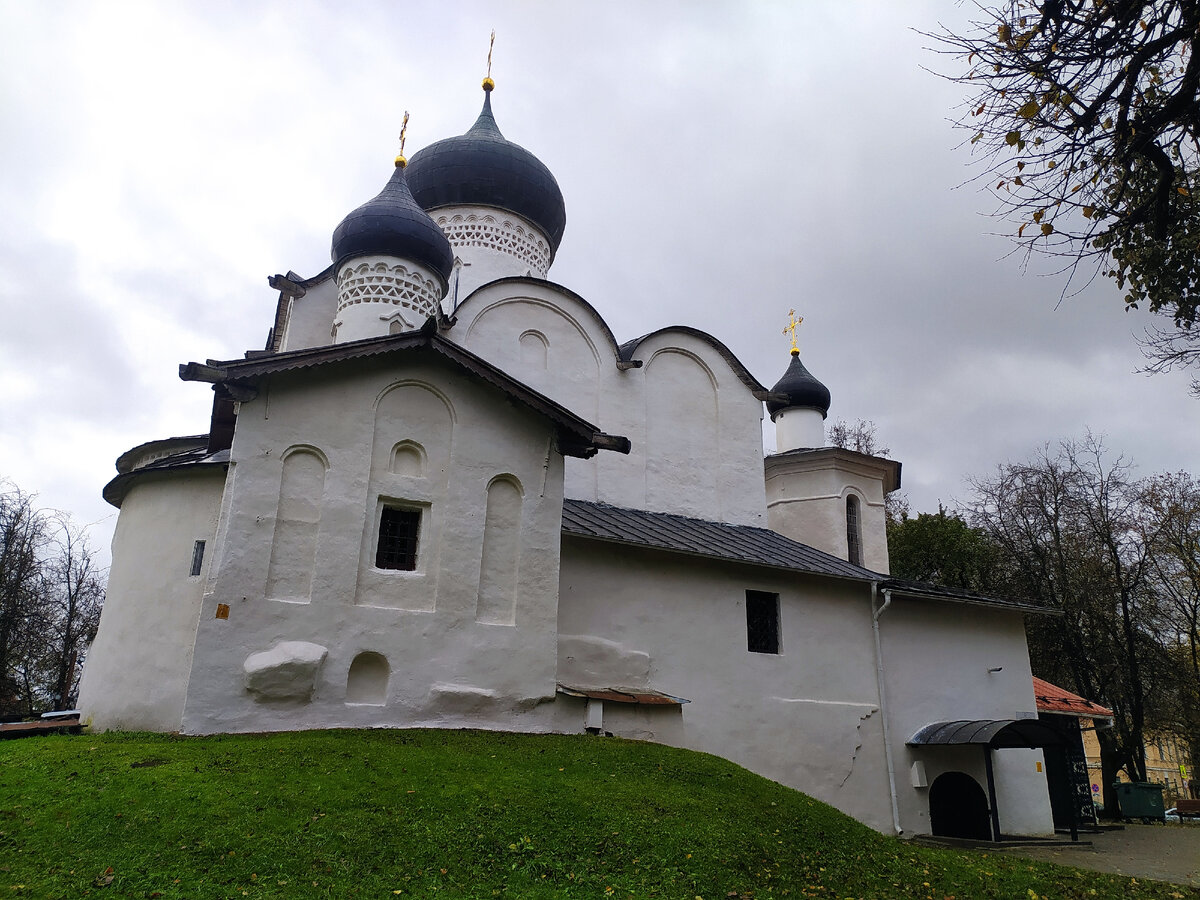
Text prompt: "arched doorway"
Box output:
[[929, 771, 991, 840]]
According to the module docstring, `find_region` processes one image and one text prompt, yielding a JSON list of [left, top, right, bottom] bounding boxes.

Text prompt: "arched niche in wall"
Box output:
[[519, 329, 549, 370], [390, 440, 426, 478], [265, 446, 329, 603], [463, 297, 602, 422], [345, 651, 389, 705], [643, 348, 720, 518], [476, 475, 523, 626], [372, 382, 454, 482]]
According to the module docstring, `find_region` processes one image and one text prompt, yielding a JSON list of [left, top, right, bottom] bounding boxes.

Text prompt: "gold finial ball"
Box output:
[[394, 154, 408, 168], [482, 76, 495, 91], [790, 348, 800, 357]]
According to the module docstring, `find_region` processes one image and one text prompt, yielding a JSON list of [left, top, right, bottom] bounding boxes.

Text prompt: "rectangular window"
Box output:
[[189, 540, 206, 577], [746, 590, 780, 654], [376, 506, 421, 571]]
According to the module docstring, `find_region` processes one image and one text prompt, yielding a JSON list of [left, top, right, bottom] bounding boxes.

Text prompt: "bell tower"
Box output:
[[763, 314, 899, 572]]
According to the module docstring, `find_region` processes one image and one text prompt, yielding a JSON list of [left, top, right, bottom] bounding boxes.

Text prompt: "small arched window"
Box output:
[[846, 495, 863, 567]]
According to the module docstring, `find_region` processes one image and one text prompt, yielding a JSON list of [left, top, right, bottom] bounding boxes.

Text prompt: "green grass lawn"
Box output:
[[0, 729, 1194, 899]]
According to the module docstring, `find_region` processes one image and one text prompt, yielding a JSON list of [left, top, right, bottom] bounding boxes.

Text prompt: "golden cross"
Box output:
[[398, 111, 410, 157], [783, 309, 803, 353], [486, 30, 495, 79]]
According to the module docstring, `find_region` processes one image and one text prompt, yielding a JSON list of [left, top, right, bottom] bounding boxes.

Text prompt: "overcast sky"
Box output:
[[3, 1, 1197, 565]]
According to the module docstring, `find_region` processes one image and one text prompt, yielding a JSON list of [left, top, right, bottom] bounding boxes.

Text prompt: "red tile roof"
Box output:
[[1032, 676, 1114, 719]]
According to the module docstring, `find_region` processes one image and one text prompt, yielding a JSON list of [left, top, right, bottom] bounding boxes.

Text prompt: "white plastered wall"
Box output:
[[451, 280, 768, 526], [79, 468, 226, 731], [277, 275, 338, 352], [554, 539, 895, 832], [433, 205, 553, 306], [877, 597, 1054, 837], [178, 355, 570, 735], [765, 451, 891, 572]]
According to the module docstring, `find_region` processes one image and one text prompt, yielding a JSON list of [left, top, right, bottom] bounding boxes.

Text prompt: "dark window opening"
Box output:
[[189, 540, 206, 577], [376, 506, 421, 570], [746, 590, 780, 654], [846, 495, 863, 567]]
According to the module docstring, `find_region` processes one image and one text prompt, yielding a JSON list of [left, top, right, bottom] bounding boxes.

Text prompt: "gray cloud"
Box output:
[[2, 0, 1196, 563]]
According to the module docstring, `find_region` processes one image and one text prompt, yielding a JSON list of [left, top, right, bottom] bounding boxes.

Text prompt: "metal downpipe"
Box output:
[[872, 583, 902, 835]]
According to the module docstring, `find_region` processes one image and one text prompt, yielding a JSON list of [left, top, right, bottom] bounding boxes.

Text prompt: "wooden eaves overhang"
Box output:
[[178, 323, 631, 460]]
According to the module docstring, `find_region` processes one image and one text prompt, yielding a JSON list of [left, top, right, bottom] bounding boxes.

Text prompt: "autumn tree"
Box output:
[[933, 1, 1200, 379], [963, 438, 1173, 815]]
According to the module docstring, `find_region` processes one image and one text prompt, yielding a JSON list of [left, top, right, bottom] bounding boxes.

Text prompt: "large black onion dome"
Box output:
[[331, 165, 455, 283], [406, 91, 566, 253], [766, 351, 832, 419]]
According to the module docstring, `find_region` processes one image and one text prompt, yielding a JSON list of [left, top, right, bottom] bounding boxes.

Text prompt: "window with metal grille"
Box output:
[[375, 506, 421, 570], [746, 590, 780, 654], [189, 540, 206, 577], [846, 495, 863, 567]]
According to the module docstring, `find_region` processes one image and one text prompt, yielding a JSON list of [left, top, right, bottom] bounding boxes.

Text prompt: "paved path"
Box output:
[[999, 824, 1200, 887]]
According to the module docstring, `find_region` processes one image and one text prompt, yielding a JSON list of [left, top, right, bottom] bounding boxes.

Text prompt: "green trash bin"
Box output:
[[1112, 781, 1166, 823]]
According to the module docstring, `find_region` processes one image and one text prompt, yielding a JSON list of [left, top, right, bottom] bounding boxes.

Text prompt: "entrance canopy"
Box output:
[[908, 719, 1064, 749]]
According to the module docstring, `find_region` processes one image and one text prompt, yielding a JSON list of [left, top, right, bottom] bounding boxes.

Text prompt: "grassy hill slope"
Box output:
[[0, 729, 1193, 898]]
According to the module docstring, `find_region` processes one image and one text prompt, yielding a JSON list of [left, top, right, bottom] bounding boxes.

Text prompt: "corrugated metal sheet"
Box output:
[[908, 718, 1064, 749], [561, 499, 879, 581]]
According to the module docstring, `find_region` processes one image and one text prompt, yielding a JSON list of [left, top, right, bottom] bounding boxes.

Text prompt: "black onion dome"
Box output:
[[331, 165, 455, 283], [405, 91, 566, 253], [766, 352, 832, 419]]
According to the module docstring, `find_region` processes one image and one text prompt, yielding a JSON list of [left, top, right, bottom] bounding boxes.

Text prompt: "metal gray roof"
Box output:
[[561, 499, 878, 581], [406, 90, 566, 253], [331, 163, 454, 280]]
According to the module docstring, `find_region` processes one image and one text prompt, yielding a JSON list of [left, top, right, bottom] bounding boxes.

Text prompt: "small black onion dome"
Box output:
[[405, 90, 566, 254], [331, 164, 455, 283], [766, 351, 832, 419]]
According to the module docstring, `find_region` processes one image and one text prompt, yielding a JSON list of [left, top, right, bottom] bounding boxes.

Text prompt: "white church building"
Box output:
[[78, 77, 1061, 840]]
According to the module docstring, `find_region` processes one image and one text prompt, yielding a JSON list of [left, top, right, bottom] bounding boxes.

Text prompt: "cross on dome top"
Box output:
[[783, 309, 803, 356]]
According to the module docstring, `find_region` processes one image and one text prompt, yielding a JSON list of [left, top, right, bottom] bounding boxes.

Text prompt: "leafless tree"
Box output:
[[964, 437, 1168, 814], [0, 482, 46, 716], [1141, 471, 1200, 771], [0, 481, 105, 717], [826, 418, 891, 457]]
